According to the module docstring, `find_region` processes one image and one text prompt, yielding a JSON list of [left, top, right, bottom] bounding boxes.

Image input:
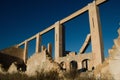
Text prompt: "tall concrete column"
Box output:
[[55, 21, 63, 60], [88, 1, 104, 67], [23, 40, 28, 63], [36, 34, 41, 53], [48, 43, 52, 56]]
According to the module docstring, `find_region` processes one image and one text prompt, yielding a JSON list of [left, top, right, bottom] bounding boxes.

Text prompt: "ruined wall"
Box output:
[[108, 28, 120, 80], [94, 28, 120, 80], [0, 46, 24, 60], [0, 51, 26, 71], [26, 50, 60, 76], [56, 52, 93, 71]]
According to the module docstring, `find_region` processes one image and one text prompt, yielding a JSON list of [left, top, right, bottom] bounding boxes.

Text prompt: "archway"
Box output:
[[82, 59, 89, 71], [70, 60, 78, 70]]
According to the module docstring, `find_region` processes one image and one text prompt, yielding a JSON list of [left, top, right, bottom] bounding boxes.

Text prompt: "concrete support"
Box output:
[[79, 34, 91, 54], [23, 40, 28, 63], [60, 0, 106, 24], [48, 43, 52, 56], [36, 34, 41, 53], [55, 21, 63, 60], [41, 45, 46, 51], [88, 1, 104, 67]]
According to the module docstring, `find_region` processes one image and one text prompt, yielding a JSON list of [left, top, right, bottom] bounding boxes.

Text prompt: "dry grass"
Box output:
[[63, 70, 96, 80], [0, 73, 32, 80], [0, 70, 60, 80], [0, 70, 113, 80]]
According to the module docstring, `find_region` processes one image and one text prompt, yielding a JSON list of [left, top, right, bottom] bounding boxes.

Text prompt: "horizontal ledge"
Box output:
[[60, 6, 88, 24], [60, 0, 107, 24], [17, 41, 25, 47], [39, 24, 55, 35], [17, 0, 107, 46]]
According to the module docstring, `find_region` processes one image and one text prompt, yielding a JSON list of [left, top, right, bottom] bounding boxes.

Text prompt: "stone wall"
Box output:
[[56, 52, 93, 71], [94, 28, 120, 80], [108, 28, 120, 80], [0, 46, 26, 71], [0, 46, 24, 60], [26, 49, 60, 76]]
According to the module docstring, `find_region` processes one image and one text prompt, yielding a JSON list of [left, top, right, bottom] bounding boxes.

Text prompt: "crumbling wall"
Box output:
[[26, 50, 60, 76], [94, 28, 120, 80], [56, 52, 93, 71], [0, 46, 24, 60], [0, 52, 26, 71], [108, 28, 120, 80]]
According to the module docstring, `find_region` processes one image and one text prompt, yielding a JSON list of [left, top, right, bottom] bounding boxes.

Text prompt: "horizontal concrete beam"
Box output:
[[17, 41, 25, 47], [17, 35, 36, 47], [17, 0, 106, 47], [17, 25, 55, 47], [39, 24, 55, 35], [60, 6, 88, 24], [60, 0, 107, 24], [27, 35, 36, 41], [96, 0, 107, 6]]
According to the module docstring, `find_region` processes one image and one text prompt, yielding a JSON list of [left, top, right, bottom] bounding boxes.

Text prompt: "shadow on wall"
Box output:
[[0, 52, 26, 71]]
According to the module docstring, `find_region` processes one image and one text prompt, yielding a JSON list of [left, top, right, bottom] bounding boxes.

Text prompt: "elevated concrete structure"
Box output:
[[23, 40, 28, 63], [36, 34, 41, 53], [0, 0, 107, 72], [88, 1, 104, 66], [55, 21, 64, 59], [47, 43, 52, 56], [57, 53, 93, 71], [15, 0, 106, 68]]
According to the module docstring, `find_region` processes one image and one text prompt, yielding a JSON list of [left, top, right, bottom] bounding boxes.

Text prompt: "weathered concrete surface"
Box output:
[[94, 58, 113, 80], [26, 50, 60, 76], [56, 52, 93, 71], [14, 0, 106, 69], [0, 0, 110, 78], [108, 28, 120, 80], [94, 28, 120, 80], [88, 1, 104, 66], [79, 34, 91, 54], [55, 21, 64, 60]]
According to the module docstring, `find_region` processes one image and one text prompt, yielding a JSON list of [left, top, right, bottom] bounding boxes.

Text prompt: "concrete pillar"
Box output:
[[88, 1, 104, 67], [36, 34, 41, 53], [41, 45, 46, 51], [47, 43, 52, 56], [55, 21, 64, 60], [23, 40, 28, 63]]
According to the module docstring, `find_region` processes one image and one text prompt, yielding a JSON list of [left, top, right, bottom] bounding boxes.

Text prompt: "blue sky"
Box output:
[[0, 0, 120, 58]]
